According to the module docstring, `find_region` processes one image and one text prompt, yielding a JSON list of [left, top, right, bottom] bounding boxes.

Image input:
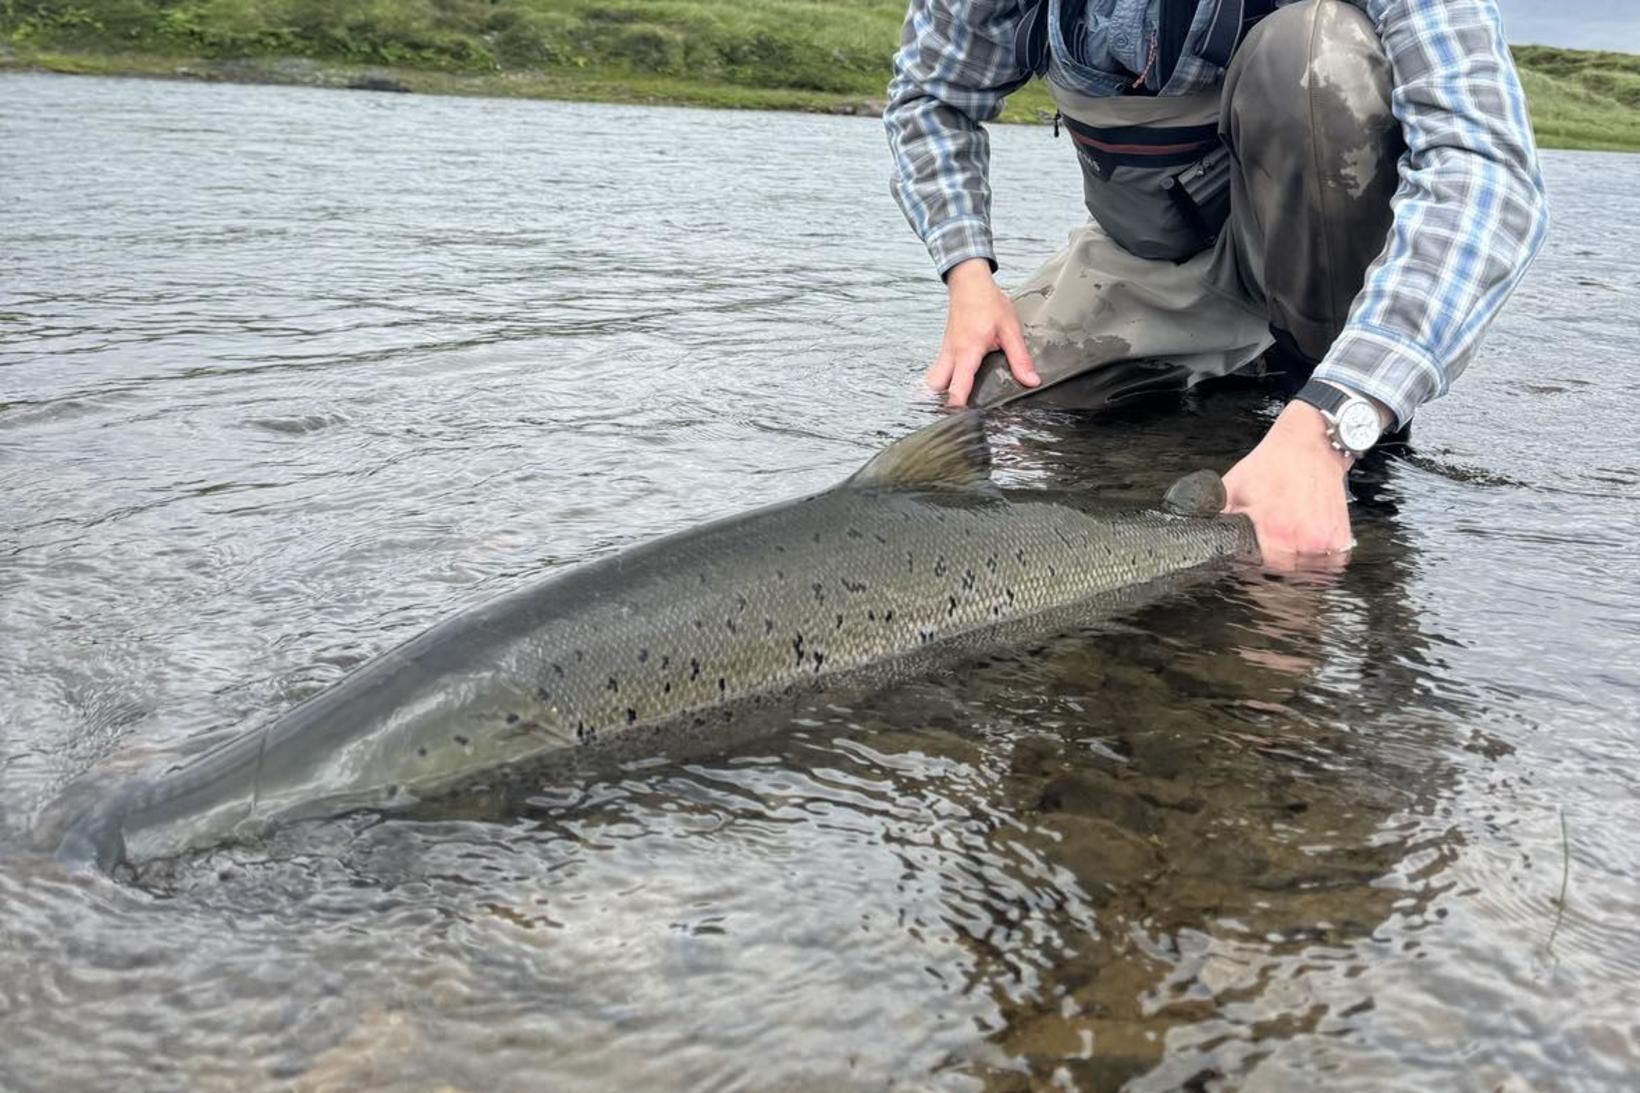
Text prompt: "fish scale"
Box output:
[[501, 490, 1233, 742], [42, 413, 1256, 871]]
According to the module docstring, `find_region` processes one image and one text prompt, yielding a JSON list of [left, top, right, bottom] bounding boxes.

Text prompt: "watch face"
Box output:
[[1336, 400, 1381, 452]]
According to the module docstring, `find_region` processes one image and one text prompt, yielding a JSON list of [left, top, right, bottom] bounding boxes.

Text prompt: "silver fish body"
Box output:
[[44, 415, 1254, 870]]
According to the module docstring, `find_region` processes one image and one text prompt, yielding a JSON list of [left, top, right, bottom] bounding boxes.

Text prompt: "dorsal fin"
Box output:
[[847, 412, 993, 491]]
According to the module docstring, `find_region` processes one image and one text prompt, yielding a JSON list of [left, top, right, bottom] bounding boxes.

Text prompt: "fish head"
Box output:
[[1162, 469, 1229, 517]]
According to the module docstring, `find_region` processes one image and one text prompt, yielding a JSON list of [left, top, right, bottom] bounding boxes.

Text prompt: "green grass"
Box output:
[[1519, 69, 1640, 151], [1, 2, 1636, 147], [1513, 44, 1640, 150]]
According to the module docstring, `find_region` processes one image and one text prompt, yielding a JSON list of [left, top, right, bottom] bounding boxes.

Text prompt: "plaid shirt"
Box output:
[[884, 0, 1550, 425]]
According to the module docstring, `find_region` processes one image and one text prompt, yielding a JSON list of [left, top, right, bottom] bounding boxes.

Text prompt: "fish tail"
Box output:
[[31, 770, 136, 873]]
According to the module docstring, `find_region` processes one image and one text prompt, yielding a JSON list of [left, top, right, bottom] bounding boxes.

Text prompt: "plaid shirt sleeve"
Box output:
[[883, 0, 1035, 278], [1316, 0, 1549, 426]]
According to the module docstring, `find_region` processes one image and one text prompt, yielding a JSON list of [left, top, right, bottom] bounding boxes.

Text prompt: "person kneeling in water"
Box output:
[[884, 0, 1548, 567]]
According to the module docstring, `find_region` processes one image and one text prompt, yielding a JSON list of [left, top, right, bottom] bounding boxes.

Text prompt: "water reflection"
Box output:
[[4, 72, 1639, 1092], [103, 399, 1471, 1091]]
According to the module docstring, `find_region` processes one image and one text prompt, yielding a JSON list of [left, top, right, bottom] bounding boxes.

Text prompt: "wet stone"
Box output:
[[1008, 733, 1065, 779], [1034, 815, 1163, 905], [1037, 770, 1163, 836]]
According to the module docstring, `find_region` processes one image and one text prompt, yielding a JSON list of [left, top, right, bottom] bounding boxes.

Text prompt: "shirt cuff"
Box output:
[[926, 217, 998, 280], [1312, 324, 1444, 431]]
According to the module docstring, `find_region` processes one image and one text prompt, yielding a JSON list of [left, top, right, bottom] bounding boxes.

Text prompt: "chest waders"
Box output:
[[971, 0, 1402, 410], [1015, 0, 1277, 262]]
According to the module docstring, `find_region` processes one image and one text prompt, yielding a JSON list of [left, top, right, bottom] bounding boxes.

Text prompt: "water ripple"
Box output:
[[1, 72, 1637, 1092]]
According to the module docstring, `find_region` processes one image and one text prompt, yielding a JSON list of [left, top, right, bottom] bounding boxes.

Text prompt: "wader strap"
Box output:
[[1014, 0, 1052, 76], [1202, 0, 1279, 70], [1158, 0, 1196, 87]]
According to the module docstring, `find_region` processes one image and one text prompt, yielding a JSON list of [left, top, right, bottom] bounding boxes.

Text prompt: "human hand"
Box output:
[[926, 258, 1040, 406], [1222, 401, 1355, 571]]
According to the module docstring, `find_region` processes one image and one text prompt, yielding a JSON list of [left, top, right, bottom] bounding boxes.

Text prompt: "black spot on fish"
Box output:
[[726, 618, 737, 634], [506, 712, 520, 724], [847, 527, 863, 540], [776, 568, 786, 581], [454, 735, 470, 747], [987, 555, 998, 573], [813, 651, 825, 670], [553, 663, 565, 676], [417, 747, 428, 758], [867, 610, 876, 621], [962, 568, 975, 590], [835, 613, 844, 630], [764, 618, 774, 635], [662, 655, 671, 670], [1048, 565, 1057, 577], [693, 619, 703, 630], [812, 582, 825, 603], [626, 708, 637, 725], [842, 578, 867, 594], [873, 533, 888, 545], [639, 648, 649, 663], [575, 650, 585, 663], [992, 605, 1001, 616], [664, 681, 672, 694], [693, 716, 706, 728], [947, 595, 958, 616], [793, 634, 805, 666], [736, 593, 748, 612], [885, 609, 895, 622], [690, 658, 701, 680], [1016, 549, 1026, 565], [775, 544, 786, 553], [1006, 587, 1015, 603], [535, 686, 552, 703], [699, 573, 708, 586], [718, 677, 727, 694], [607, 676, 619, 692], [934, 557, 948, 577], [906, 551, 915, 573], [812, 532, 822, 544]]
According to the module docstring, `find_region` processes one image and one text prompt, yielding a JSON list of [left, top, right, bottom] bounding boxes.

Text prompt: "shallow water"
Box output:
[[2, 72, 1638, 1092]]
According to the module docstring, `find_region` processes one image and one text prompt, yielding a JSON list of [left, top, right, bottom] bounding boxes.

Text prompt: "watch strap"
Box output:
[[1294, 378, 1348, 418]]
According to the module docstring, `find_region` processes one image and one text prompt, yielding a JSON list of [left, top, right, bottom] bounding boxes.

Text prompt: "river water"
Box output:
[[1, 72, 1637, 1092]]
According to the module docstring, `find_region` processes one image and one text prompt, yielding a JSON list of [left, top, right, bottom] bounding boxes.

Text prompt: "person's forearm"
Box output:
[[884, 0, 1032, 276], [1316, 0, 1549, 427]]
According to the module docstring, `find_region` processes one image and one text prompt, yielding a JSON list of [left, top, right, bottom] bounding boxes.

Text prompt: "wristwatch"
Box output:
[[1294, 378, 1385, 457]]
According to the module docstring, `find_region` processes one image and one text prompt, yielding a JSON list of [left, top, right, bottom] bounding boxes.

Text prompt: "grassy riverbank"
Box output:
[[3, 2, 1638, 147]]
